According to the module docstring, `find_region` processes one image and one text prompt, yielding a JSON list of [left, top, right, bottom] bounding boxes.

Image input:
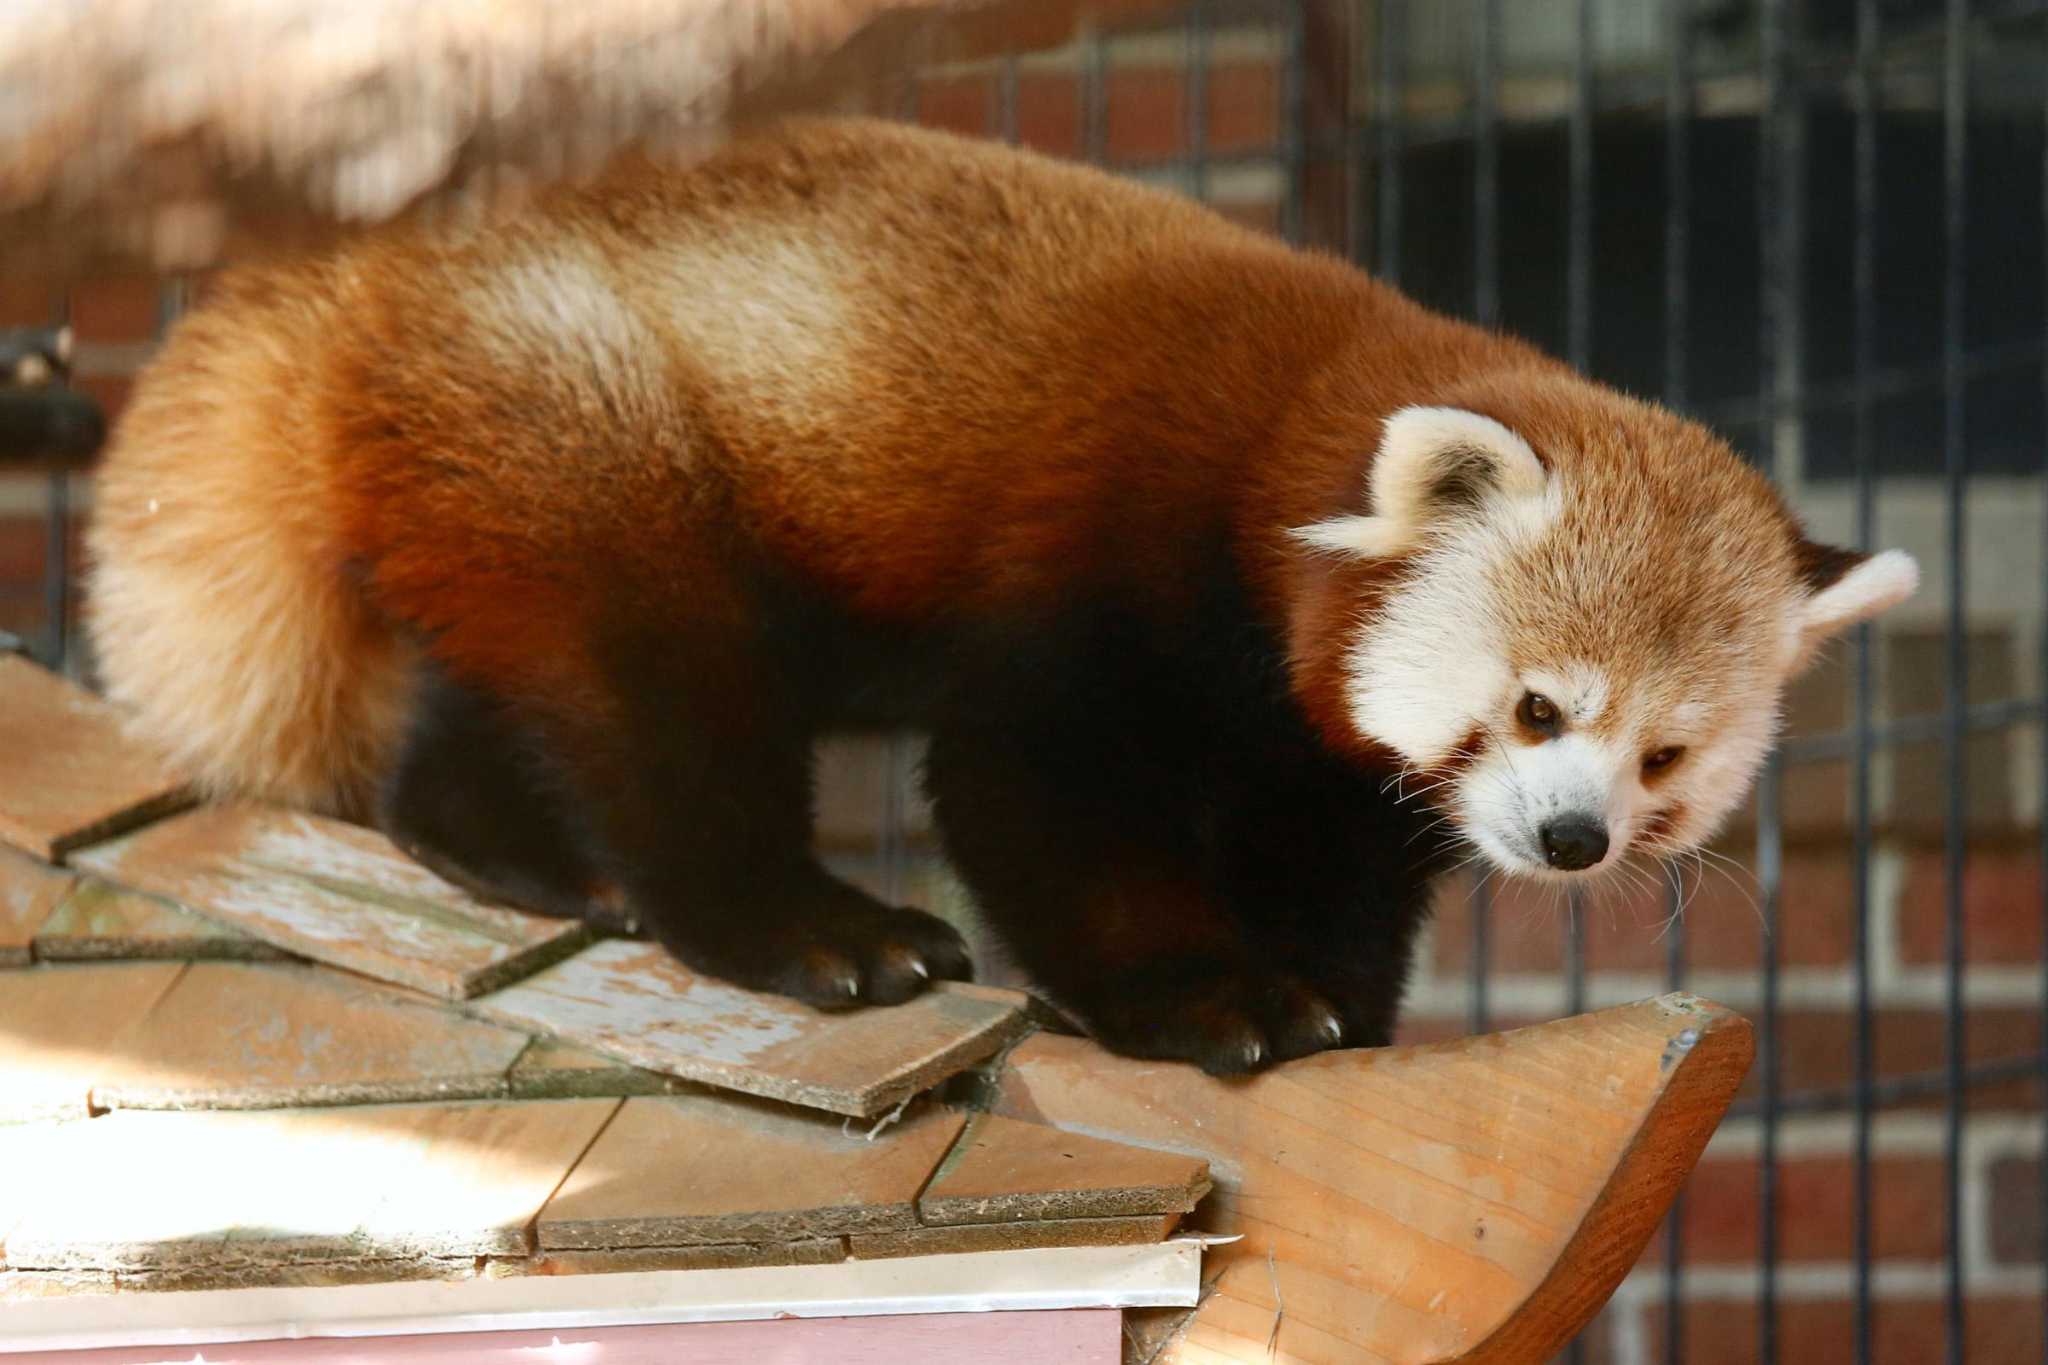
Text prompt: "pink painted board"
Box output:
[[0, 1308, 1121, 1364]]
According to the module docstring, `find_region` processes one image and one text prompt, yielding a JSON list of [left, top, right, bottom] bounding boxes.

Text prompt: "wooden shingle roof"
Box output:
[[0, 652, 1751, 1362]]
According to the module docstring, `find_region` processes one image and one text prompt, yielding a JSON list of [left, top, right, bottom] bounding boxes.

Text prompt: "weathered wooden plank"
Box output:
[[91, 961, 533, 1111], [537, 1094, 967, 1250], [0, 962, 186, 1121], [505, 1037, 690, 1101], [848, 1213, 1179, 1261], [919, 1113, 1210, 1227], [472, 938, 1032, 1117], [503, 1240, 846, 1277], [987, 993, 1754, 1365], [0, 655, 195, 862], [32, 877, 288, 962], [3, 1099, 621, 1271], [0, 846, 72, 964], [73, 804, 589, 1000]]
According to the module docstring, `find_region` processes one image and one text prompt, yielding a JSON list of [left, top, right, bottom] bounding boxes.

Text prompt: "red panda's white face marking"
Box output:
[[1296, 394, 1919, 884]]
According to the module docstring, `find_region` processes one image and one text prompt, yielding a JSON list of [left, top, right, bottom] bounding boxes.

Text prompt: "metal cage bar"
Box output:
[[1850, 1, 1882, 1359], [1941, 3, 1973, 1359]]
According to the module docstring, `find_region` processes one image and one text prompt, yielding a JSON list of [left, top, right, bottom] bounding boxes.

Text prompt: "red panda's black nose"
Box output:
[[1540, 817, 1610, 871]]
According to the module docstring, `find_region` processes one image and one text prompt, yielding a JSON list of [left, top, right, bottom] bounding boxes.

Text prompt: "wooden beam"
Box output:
[[986, 993, 1753, 1364]]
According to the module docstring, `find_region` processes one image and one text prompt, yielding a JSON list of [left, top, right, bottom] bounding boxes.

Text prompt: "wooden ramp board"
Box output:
[[987, 993, 1753, 1365], [33, 877, 290, 962], [918, 1112, 1211, 1226], [90, 961, 535, 1112], [73, 804, 589, 1000], [0, 655, 195, 862], [472, 938, 1032, 1118], [0, 962, 186, 1121], [0, 846, 73, 965], [536, 1094, 968, 1250], [1, 1099, 620, 1271]]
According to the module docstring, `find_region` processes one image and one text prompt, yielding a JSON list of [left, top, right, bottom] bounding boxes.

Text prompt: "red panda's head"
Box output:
[[1289, 368, 1917, 882]]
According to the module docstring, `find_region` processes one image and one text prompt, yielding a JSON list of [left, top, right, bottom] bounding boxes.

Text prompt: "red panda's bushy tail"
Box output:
[[85, 267, 414, 817]]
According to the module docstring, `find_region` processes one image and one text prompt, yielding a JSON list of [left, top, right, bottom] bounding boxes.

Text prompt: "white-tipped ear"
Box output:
[[1788, 546, 1919, 668], [1289, 406, 1548, 558]]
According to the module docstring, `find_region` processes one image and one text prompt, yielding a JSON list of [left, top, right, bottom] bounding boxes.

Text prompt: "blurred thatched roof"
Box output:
[[0, 0, 955, 271]]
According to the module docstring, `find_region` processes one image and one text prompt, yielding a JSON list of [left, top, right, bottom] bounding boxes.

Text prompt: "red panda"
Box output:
[[87, 118, 1916, 1073]]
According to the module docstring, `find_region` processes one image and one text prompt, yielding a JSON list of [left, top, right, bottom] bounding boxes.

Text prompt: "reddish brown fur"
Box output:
[[89, 118, 1805, 818]]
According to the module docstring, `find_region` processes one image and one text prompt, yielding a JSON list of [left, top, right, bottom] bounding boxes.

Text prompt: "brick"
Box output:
[[1016, 71, 1083, 157], [1668, 1152, 1948, 1262], [916, 75, 994, 136], [537, 1094, 967, 1250], [1639, 1295, 2043, 1365], [74, 803, 589, 1000], [1752, 1007, 2045, 1111], [0, 845, 72, 963], [1898, 846, 2042, 965], [92, 960, 533, 1111], [472, 937, 1031, 1118], [1989, 1154, 2041, 1264], [1885, 629, 2017, 835], [0, 655, 195, 863], [0, 277, 58, 327], [69, 276, 162, 345], [74, 374, 132, 431], [3, 1099, 619, 1270], [1429, 847, 1855, 975], [1212, 198, 1281, 234], [931, 0, 1091, 63], [1105, 66, 1184, 162], [0, 515, 83, 589], [1205, 62, 1278, 154]]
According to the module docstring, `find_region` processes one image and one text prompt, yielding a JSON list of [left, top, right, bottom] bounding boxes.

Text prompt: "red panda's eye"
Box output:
[[1642, 746, 1685, 773], [1516, 691, 1561, 736]]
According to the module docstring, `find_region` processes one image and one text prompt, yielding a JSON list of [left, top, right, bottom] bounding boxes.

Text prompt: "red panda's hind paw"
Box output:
[[1072, 966, 1348, 1077], [773, 907, 974, 1011]]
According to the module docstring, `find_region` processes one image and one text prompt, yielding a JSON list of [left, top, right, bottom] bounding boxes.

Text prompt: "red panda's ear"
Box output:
[[1290, 406, 1547, 558], [1786, 542, 1919, 671]]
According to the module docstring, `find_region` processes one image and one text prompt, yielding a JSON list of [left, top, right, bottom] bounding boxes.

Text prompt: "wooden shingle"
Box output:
[[537, 1094, 967, 1250], [918, 1113, 1211, 1227], [0, 962, 185, 1121], [0, 656, 194, 862], [473, 939, 1032, 1117], [3, 1099, 620, 1270], [92, 961, 534, 1111], [73, 804, 588, 999], [848, 1214, 1181, 1261], [0, 847, 72, 965], [32, 878, 287, 962]]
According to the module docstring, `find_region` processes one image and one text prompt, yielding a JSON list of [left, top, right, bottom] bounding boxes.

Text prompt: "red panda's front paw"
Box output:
[[774, 907, 974, 1010], [1076, 967, 1348, 1077]]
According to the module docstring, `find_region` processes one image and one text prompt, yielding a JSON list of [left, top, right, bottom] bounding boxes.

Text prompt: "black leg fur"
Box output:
[[925, 593, 1448, 1073], [378, 664, 616, 925], [508, 620, 971, 1009]]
